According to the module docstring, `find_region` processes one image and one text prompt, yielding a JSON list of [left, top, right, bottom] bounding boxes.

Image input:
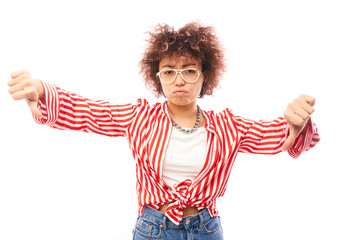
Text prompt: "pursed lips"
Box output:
[[173, 90, 188, 94]]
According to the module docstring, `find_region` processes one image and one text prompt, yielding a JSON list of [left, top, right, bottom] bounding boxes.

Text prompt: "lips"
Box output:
[[173, 90, 188, 94]]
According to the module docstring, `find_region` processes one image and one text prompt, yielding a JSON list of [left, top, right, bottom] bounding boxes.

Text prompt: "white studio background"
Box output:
[[0, 0, 359, 239]]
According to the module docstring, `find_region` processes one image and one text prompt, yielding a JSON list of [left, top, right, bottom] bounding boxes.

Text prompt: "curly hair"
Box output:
[[139, 21, 226, 98]]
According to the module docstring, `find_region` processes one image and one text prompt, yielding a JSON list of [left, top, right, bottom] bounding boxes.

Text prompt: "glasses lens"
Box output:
[[159, 69, 200, 83], [160, 70, 176, 83], [160, 69, 176, 82], [181, 69, 199, 82]]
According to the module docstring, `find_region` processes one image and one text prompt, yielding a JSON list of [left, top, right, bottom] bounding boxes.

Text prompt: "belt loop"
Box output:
[[199, 210, 205, 228], [161, 214, 167, 231]]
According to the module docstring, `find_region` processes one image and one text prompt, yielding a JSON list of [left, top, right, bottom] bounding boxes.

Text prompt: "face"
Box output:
[[158, 54, 204, 107]]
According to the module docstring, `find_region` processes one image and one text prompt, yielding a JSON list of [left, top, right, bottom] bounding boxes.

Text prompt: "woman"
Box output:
[[7, 22, 320, 239]]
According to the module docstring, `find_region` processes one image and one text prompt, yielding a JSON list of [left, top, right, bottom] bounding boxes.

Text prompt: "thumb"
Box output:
[[282, 131, 296, 152], [28, 100, 43, 119]]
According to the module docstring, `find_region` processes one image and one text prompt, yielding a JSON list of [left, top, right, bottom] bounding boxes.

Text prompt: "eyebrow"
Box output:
[[160, 63, 198, 69]]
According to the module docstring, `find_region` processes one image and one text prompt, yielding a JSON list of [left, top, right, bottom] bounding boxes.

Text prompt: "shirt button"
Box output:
[[185, 220, 190, 225]]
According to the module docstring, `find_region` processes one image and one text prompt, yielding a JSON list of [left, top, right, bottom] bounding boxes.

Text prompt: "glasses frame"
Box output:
[[157, 68, 202, 84]]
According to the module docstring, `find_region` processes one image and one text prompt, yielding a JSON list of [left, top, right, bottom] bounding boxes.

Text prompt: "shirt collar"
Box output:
[[161, 100, 172, 122]]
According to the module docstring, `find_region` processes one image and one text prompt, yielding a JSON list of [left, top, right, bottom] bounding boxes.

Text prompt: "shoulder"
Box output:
[[202, 107, 258, 129], [134, 98, 166, 114], [202, 107, 237, 119], [202, 107, 242, 129], [135, 98, 160, 108]]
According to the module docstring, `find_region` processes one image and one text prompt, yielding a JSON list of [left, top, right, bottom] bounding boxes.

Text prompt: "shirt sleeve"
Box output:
[[287, 117, 320, 158], [233, 114, 320, 158], [33, 81, 145, 137]]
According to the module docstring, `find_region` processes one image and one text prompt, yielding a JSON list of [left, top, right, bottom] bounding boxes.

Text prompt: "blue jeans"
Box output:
[[132, 205, 224, 240]]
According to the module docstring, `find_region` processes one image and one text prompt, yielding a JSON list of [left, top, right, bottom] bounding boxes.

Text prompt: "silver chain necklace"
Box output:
[[170, 105, 202, 134]]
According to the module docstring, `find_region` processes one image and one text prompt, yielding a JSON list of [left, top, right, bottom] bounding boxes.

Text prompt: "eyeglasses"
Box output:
[[157, 68, 202, 84]]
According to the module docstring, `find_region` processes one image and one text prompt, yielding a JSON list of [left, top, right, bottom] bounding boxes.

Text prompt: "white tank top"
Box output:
[[162, 126, 207, 188]]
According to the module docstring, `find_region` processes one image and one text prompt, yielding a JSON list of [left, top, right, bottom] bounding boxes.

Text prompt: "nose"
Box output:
[[174, 71, 185, 86]]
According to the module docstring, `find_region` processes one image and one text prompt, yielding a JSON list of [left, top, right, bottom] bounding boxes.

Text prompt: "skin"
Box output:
[[7, 57, 315, 217], [7, 70, 44, 118], [157, 55, 207, 216], [159, 54, 205, 128]]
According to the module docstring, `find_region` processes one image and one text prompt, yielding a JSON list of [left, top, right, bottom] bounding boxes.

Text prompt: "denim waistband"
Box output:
[[141, 205, 212, 229]]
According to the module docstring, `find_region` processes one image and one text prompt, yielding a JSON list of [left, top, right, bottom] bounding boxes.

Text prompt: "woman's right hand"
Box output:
[[7, 70, 44, 118]]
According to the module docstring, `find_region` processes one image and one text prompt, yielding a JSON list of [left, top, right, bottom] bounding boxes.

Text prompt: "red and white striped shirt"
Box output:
[[35, 81, 320, 225]]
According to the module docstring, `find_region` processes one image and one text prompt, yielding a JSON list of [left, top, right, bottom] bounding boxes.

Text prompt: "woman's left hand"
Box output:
[[282, 94, 316, 151]]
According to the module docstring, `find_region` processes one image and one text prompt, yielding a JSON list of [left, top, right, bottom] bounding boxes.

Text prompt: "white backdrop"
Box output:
[[1, 0, 359, 239]]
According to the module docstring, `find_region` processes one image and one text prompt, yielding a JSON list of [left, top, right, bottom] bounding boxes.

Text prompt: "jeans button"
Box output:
[[185, 220, 190, 225]]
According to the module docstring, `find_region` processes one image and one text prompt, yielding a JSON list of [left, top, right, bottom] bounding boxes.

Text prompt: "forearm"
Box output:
[[236, 115, 320, 157], [237, 116, 289, 155], [30, 79, 45, 101], [35, 81, 139, 137]]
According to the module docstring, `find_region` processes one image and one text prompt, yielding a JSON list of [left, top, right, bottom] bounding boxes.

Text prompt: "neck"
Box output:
[[167, 101, 199, 128]]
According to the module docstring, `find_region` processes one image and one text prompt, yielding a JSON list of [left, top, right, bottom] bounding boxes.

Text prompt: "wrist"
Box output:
[[34, 79, 45, 102], [300, 119, 311, 135]]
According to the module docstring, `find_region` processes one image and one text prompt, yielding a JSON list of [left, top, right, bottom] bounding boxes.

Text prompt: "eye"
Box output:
[[164, 70, 174, 75], [185, 69, 196, 74]]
